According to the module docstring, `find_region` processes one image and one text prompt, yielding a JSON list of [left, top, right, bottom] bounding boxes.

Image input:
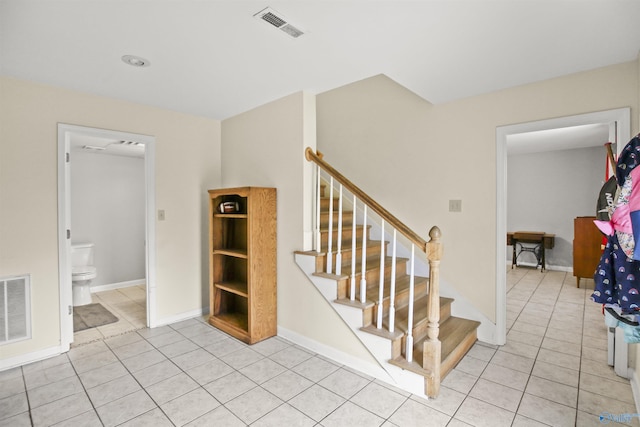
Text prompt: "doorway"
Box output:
[[495, 108, 631, 345], [57, 124, 157, 351]]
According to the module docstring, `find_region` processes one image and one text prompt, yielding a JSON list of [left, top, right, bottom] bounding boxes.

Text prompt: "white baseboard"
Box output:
[[0, 344, 64, 372], [91, 279, 145, 293], [277, 325, 393, 383], [153, 307, 208, 328], [505, 260, 572, 273]]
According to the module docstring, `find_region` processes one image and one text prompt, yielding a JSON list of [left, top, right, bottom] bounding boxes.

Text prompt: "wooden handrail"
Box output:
[[305, 147, 429, 252]]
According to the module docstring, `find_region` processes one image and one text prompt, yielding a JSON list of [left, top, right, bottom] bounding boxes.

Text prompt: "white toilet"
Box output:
[[71, 243, 97, 306]]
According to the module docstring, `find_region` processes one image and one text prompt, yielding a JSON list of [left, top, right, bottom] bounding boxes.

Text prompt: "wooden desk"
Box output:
[[507, 231, 555, 272]]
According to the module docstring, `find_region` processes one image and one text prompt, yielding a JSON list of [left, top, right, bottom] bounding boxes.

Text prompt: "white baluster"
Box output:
[[315, 165, 321, 253], [335, 185, 343, 275], [360, 205, 368, 303], [326, 177, 334, 274], [406, 244, 415, 362], [388, 229, 397, 333], [377, 220, 385, 329], [350, 195, 357, 301]]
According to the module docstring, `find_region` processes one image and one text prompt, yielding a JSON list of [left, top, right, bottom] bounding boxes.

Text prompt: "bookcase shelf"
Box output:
[[214, 281, 248, 298], [213, 249, 248, 259], [208, 187, 276, 344]]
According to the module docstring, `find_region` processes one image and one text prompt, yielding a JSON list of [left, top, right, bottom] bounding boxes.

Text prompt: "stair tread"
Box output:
[[412, 316, 480, 362], [308, 240, 383, 257], [325, 240, 385, 255], [364, 275, 429, 301], [334, 274, 428, 303], [378, 294, 454, 333], [317, 252, 397, 278], [388, 357, 433, 379], [338, 254, 409, 275], [320, 211, 354, 218], [319, 223, 367, 233]]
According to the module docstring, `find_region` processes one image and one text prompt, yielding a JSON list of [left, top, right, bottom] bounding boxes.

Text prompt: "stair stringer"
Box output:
[[295, 251, 428, 397]]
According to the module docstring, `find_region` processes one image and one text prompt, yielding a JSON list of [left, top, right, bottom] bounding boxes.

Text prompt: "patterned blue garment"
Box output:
[[592, 233, 640, 313], [592, 134, 640, 313]]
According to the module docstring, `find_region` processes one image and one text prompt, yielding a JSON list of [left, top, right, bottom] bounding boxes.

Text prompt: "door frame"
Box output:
[[57, 124, 157, 351], [495, 107, 631, 345]]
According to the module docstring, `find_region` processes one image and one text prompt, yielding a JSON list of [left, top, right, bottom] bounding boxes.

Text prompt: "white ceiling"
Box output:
[[70, 134, 145, 158], [2, 1, 639, 121], [507, 123, 611, 155]]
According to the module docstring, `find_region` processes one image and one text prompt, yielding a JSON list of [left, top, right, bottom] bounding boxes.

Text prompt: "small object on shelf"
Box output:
[[218, 201, 240, 214], [208, 187, 277, 344]]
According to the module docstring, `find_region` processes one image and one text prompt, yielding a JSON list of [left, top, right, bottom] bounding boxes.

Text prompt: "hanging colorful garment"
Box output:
[[592, 134, 640, 313]]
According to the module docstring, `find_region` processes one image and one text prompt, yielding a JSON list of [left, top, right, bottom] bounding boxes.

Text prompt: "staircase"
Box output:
[[296, 148, 480, 398]]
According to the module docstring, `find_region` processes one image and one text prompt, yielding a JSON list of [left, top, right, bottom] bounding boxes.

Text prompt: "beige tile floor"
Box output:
[[1, 269, 638, 426], [73, 285, 147, 346]]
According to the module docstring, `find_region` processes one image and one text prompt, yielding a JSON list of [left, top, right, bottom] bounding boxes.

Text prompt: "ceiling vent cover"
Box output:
[[254, 7, 305, 38]]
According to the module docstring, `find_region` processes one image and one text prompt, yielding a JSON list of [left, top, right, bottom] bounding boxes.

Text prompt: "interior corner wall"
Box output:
[[0, 76, 221, 361], [220, 91, 376, 364], [317, 62, 639, 324], [507, 146, 604, 268]]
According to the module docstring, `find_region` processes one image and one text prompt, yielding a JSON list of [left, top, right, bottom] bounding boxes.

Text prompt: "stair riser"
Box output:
[[320, 197, 353, 213], [337, 261, 410, 297], [320, 211, 354, 229], [440, 330, 478, 379], [360, 258, 409, 285], [319, 226, 369, 250], [371, 281, 429, 320], [362, 305, 374, 327], [335, 261, 402, 300], [321, 244, 385, 275], [323, 253, 408, 286], [393, 303, 453, 359]]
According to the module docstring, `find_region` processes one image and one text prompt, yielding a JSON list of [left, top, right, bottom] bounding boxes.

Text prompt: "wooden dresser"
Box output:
[[573, 216, 602, 288]]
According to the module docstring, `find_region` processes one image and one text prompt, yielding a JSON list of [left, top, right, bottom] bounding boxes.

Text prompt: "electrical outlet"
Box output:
[[158, 210, 165, 221], [449, 200, 462, 213]]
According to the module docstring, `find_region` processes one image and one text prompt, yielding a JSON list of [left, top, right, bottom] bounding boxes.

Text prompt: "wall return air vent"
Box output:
[[254, 7, 305, 38]]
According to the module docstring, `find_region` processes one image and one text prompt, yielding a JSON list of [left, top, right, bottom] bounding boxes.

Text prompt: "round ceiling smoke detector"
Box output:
[[121, 55, 150, 67]]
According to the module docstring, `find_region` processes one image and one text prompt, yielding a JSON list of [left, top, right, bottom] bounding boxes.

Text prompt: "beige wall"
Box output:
[[3, 59, 639, 380], [317, 61, 639, 323], [0, 77, 221, 360], [221, 91, 376, 363]]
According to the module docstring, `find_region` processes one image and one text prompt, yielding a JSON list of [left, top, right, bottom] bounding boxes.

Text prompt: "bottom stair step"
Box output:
[[390, 316, 480, 380], [440, 316, 481, 364]]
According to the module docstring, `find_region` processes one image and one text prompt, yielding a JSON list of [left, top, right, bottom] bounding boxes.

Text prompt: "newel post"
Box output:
[[424, 226, 443, 398]]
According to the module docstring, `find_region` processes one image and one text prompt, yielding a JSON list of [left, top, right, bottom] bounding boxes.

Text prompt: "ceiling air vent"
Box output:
[[254, 7, 305, 39]]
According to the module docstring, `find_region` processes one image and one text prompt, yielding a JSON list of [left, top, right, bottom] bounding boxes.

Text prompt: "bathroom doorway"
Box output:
[[57, 124, 157, 351]]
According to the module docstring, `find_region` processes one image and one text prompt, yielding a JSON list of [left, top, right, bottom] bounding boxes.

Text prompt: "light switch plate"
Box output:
[[449, 200, 462, 212]]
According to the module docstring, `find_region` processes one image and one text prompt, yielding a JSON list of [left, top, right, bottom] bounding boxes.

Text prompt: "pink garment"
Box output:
[[630, 167, 640, 213], [594, 167, 640, 237], [595, 203, 632, 235]]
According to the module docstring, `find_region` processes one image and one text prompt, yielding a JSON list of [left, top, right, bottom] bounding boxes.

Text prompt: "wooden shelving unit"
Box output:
[[208, 187, 277, 344]]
